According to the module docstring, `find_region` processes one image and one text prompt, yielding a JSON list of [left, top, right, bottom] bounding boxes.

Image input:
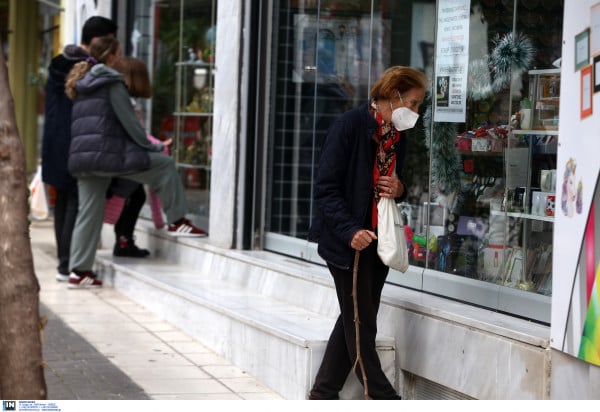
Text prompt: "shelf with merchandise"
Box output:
[[495, 69, 559, 295], [173, 57, 214, 172]]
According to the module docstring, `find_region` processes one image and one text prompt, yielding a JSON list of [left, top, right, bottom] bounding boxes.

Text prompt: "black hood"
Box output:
[[47, 45, 88, 87]]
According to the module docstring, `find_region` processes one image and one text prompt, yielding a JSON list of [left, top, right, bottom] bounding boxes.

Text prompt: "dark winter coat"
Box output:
[[41, 45, 88, 191], [69, 65, 152, 175], [308, 102, 408, 270]]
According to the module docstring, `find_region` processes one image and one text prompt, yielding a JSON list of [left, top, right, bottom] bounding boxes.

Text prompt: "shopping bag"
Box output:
[[104, 195, 127, 225], [376, 197, 409, 272], [29, 165, 49, 220], [147, 133, 166, 229], [149, 190, 165, 229]]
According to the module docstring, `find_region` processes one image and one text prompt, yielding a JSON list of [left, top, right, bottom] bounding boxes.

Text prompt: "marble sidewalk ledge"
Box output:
[[94, 248, 396, 400], [97, 221, 552, 399]]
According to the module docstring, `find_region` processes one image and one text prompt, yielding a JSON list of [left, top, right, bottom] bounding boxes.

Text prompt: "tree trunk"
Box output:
[[0, 35, 48, 399]]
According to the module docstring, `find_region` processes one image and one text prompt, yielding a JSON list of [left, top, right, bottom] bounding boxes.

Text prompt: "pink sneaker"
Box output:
[[167, 218, 208, 237]]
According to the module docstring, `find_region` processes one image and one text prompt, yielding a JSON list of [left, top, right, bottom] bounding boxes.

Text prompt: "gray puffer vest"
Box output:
[[68, 72, 150, 175]]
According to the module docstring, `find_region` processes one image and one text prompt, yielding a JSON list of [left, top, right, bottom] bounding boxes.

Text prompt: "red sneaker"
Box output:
[[167, 218, 208, 237], [67, 271, 103, 289]]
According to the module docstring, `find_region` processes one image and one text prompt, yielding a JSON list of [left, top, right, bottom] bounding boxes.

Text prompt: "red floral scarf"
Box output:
[[371, 101, 400, 229]]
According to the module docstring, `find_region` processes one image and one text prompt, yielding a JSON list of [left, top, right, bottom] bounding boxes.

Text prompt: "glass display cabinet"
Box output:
[[173, 60, 213, 210], [501, 68, 559, 295], [420, 68, 559, 296], [152, 0, 217, 232]]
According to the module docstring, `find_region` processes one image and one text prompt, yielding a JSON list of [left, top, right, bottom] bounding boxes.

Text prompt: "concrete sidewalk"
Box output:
[[31, 219, 283, 400]]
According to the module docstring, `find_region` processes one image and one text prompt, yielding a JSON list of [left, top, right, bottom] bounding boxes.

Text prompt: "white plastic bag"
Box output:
[[376, 197, 409, 272], [29, 165, 49, 220]]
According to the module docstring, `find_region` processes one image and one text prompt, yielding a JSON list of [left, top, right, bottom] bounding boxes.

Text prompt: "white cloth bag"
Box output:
[[29, 165, 49, 220], [376, 197, 409, 272]]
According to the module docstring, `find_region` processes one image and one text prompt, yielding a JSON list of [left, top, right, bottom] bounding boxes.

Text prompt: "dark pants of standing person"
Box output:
[[114, 184, 146, 240], [309, 242, 400, 400], [53, 188, 78, 276]]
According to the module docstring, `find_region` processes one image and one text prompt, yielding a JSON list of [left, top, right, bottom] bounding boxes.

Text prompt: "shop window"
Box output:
[[150, 0, 217, 230], [264, 0, 563, 324]]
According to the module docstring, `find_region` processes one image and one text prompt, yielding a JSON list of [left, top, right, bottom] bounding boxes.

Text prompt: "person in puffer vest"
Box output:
[[64, 36, 207, 289], [41, 16, 119, 283]]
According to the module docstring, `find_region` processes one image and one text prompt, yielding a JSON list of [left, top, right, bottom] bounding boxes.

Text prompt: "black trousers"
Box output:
[[53, 188, 79, 275], [114, 184, 146, 240], [309, 243, 399, 400]]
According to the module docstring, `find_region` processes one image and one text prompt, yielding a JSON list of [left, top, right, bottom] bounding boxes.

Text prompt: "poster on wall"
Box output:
[[551, 1, 600, 367], [433, 0, 470, 123]]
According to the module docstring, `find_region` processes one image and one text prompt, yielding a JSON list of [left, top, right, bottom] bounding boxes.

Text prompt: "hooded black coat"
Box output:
[[41, 45, 88, 191], [308, 102, 407, 270]]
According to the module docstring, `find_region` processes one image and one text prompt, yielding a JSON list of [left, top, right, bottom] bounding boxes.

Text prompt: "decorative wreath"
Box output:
[[490, 31, 535, 92], [468, 31, 536, 98]]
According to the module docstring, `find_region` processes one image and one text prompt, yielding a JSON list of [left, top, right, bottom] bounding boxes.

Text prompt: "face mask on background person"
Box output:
[[390, 93, 419, 131]]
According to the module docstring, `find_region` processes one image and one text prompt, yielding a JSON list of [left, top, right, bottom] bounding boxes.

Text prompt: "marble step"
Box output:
[[94, 242, 396, 399]]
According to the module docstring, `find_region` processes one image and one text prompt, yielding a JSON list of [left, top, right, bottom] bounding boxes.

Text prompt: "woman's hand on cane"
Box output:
[[351, 229, 377, 251]]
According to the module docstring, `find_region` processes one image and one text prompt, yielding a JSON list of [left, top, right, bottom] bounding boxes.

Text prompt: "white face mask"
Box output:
[[390, 94, 419, 131]]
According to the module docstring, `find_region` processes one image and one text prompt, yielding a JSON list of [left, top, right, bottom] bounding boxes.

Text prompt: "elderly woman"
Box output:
[[308, 66, 427, 400]]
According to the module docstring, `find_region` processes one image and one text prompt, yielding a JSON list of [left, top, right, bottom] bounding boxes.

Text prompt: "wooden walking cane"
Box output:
[[352, 249, 370, 399]]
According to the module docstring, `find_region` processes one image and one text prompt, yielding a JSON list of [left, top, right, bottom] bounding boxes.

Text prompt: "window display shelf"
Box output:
[[458, 150, 503, 157], [177, 163, 211, 170], [175, 61, 213, 68], [173, 111, 213, 117], [511, 129, 558, 136], [490, 210, 555, 222]]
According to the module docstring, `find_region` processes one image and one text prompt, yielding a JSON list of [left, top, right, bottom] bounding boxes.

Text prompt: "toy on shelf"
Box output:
[[411, 231, 438, 264]]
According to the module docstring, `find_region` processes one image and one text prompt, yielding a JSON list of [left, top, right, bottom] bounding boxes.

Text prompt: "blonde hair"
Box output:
[[370, 66, 428, 101], [112, 57, 152, 98], [65, 36, 120, 100]]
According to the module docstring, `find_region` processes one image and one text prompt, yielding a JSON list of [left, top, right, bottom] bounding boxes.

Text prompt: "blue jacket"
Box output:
[[69, 64, 156, 175], [308, 102, 407, 270], [41, 45, 88, 191]]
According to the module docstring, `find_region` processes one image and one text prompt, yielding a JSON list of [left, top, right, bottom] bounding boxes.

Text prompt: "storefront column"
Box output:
[[210, 0, 242, 248], [8, 0, 40, 174]]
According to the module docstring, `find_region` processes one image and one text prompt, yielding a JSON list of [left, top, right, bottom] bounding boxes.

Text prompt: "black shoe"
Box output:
[[113, 236, 150, 258]]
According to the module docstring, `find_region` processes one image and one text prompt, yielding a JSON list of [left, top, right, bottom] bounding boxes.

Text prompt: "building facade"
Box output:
[[6, 0, 600, 399]]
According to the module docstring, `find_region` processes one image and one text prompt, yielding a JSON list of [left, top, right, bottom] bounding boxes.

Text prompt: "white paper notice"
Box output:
[[433, 0, 470, 123]]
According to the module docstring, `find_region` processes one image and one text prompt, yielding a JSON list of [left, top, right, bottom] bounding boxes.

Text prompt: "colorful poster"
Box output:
[[577, 197, 600, 365], [433, 0, 470, 123], [551, 1, 600, 366]]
